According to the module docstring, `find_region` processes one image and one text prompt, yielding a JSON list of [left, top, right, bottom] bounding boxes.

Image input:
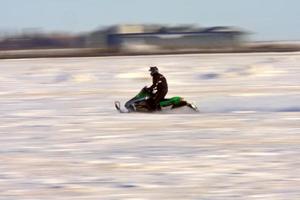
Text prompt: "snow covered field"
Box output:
[[0, 53, 299, 199]]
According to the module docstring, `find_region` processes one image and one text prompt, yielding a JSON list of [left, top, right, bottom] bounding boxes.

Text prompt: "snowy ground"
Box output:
[[0, 53, 299, 200]]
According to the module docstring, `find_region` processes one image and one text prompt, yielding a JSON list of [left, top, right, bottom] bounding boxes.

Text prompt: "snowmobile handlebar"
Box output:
[[145, 87, 152, 93]]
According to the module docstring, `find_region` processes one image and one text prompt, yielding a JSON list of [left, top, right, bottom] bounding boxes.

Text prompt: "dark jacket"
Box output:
[[149, 72, 168, 94]]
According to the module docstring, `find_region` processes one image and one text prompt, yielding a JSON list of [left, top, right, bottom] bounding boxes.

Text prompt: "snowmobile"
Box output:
[[115, 87, 198, 113]]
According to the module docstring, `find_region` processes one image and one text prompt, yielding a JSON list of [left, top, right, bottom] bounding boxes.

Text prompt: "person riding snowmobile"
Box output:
[[147, 66, 168, 111]]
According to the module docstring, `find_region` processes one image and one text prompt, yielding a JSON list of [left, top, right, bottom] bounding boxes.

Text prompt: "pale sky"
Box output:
[[0, 0, 299, 41]]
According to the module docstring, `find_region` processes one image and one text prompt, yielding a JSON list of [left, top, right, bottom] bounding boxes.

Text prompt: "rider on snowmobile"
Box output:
[[147, 66, 168, 111]]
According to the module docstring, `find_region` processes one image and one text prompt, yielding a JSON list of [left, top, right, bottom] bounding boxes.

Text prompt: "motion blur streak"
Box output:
[[0, 53, 300, 199]]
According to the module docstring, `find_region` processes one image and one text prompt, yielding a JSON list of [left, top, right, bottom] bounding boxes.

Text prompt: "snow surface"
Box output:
[[0, 53, 299, 199]]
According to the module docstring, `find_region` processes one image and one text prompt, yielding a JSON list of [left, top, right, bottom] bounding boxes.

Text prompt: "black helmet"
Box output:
[[149, 66, 159, 75]]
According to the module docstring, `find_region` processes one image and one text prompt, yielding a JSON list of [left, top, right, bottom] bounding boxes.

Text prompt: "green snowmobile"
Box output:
[[115, 87, 198, 113]]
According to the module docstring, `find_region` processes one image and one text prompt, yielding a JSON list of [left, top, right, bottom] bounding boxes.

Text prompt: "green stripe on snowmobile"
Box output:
[[135, 91, 148, 99], [159, 96, 182, 107]]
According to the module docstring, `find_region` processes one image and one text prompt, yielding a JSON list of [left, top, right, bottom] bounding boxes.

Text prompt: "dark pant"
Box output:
[[148, 90, 167, 111]]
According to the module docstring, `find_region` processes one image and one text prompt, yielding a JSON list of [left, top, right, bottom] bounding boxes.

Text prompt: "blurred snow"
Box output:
[[0, 53, 299, 199]]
